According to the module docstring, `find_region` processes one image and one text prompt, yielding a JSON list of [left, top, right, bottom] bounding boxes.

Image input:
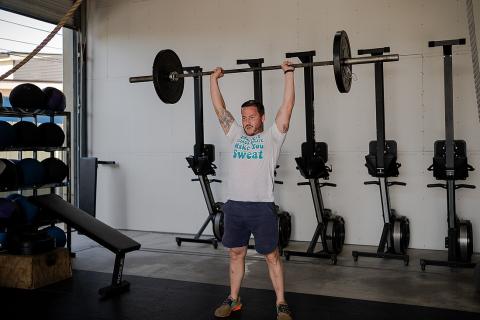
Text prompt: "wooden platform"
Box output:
[[0, 248, 72, 289]]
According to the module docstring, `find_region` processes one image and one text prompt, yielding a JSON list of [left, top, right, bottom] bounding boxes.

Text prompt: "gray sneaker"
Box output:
[[276, 303, 293, 320], [214, 296, 242, 318]]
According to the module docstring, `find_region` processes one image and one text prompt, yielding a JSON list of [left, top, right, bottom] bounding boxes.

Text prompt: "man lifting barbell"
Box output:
[[210, 61, 295, 320], [128, 30, 402, 320]]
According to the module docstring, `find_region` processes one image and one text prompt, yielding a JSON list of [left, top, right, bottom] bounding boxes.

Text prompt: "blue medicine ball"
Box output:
[[7, 194, 39, 225], [44, 226, 66, 247], [6, 193, 22, 201], [0, 159, 18, 191], [0, 121, 15, 149], [0, 198, 16, 223], [16, 158, 45, 187]]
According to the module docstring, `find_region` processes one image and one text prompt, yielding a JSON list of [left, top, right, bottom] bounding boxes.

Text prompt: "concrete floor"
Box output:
[[71, 230, 480, 313]]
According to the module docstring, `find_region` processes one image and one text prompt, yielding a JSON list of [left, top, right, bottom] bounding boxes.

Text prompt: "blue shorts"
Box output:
[[221, 200, 278, 255]]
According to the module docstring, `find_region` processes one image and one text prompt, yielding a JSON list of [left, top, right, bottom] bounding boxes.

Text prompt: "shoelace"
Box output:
[[277, 304, 292, 315], [223, 297, 235, 306]]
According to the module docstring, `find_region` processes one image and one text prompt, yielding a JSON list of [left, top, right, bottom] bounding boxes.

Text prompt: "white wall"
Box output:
[[86, 0, 480, 250]]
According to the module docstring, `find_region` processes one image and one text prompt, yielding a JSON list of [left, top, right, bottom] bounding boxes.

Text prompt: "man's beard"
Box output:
[[244, 125, 262, 136]]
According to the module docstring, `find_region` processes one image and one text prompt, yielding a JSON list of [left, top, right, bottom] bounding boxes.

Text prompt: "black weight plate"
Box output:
[[333, 30, 352, 93], [153, 49, 184, 104]]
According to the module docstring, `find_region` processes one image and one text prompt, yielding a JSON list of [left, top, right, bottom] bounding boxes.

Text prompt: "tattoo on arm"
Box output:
[[218, 109, 235, 134]]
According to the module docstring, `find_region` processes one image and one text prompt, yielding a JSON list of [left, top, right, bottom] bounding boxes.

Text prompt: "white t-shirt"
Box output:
[[225, 121, 286, 202]]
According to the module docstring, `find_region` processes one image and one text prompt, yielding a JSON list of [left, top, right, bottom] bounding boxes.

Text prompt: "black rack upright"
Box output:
[[352, 47, 410, 266], [283, 51, 345, 264], [175, 66, 224, 249], [420, 38, 476, 270]]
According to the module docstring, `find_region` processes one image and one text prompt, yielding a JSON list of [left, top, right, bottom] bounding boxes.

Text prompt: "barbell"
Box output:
[[129, 30, 399, 104]]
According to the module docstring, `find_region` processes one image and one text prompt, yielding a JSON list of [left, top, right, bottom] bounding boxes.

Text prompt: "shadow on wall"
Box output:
[[98, 164, 129, 228]]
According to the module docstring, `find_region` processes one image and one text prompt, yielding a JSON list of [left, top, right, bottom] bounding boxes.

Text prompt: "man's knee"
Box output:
[[229, 247, 247, 260], [265, 249, 280, 265]]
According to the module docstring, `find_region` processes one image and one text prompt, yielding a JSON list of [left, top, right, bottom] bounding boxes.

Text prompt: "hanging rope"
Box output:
[[466, 0, 480, 122], [0, 0, 83, 81]]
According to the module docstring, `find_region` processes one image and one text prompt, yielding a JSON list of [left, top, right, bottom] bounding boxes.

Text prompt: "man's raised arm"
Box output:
[[210, 67, 235, 135], [275, 61, 295, 133]]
